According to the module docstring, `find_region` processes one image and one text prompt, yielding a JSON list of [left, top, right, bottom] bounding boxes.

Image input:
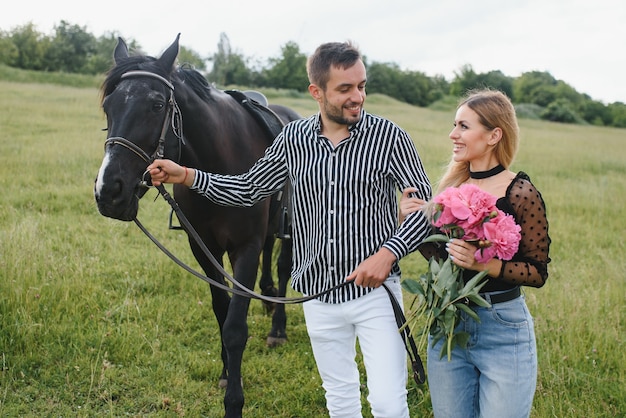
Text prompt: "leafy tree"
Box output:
[[366, 62, 403, 100], [399, 70, 438, 106], [513, 71, 558, 105], [178, 46, 207, 72], [477, 70, 514, 98], [83, 32, 124, 75], [578, 99, 612, 126], [428, 75, 450, 106], [367, 62, 443, 107], [262, 41, 308, 91], [607, 102, 626, 128], [44, 21, 95, 73], [541, 98, 583, 124], [8, 22, 47, 70], [450, 65, 513, 98], [208, 32, 252, 87], [449, 64, 478, 97], [0, 31, 18, 66]]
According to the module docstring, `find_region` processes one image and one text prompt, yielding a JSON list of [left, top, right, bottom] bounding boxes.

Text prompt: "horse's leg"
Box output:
[[222, 243, 262, 418], [208, 269, 231, 389], [259, 234, 277, 314], [189, 243, 231, 387], [267, 237, 292, 347]]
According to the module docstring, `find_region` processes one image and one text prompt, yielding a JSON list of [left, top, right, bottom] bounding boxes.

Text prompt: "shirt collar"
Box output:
[[313, 109, 369, 135]]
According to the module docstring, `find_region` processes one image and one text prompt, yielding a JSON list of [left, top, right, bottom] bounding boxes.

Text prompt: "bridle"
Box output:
[[104, 70, 183, 187], [102, 70, 426, 384]]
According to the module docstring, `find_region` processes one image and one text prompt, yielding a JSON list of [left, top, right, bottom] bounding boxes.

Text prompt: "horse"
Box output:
[[94, 34, 298, 418]]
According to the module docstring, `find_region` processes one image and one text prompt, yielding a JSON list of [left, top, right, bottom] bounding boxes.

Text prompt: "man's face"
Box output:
[[313, 60, 367, 127]]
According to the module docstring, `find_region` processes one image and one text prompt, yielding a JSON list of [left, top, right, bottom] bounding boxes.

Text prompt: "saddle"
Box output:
[[225, 89, 285, 141], [225, 89, 292, 239]]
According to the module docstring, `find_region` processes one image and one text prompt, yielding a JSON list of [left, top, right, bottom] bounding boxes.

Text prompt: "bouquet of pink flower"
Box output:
[[402, 184, 522, 361], [432, 183, 522, 262]]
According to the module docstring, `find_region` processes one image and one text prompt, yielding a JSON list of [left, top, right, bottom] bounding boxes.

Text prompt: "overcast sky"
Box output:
[[2, 0, 625, 103]]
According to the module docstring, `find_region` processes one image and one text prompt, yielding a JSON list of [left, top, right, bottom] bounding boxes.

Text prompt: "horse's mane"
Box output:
[[174, 66, 214, 103], [100, 55, 215, 107]]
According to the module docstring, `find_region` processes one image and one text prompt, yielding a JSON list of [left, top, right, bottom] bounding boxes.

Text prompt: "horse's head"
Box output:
[[95, 34, 182, 221]]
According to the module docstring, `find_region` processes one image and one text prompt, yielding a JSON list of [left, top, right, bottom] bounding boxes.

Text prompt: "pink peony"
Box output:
[[431, 184, 521, 263], [433, 184, 498, 240], [479, 212, 522, 262]]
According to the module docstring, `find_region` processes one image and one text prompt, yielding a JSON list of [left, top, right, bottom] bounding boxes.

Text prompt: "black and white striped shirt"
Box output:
[[191, 110, 432, 303]]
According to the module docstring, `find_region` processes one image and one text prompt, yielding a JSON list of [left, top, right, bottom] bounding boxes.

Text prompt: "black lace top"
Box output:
[[418, 172, 551, 292]]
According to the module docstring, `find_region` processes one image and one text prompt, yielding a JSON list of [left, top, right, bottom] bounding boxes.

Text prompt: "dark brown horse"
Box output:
[[94, 34, 298, 418]]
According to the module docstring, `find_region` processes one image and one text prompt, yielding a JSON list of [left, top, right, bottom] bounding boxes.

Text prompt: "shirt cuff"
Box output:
[[383, 237, 409, 261]]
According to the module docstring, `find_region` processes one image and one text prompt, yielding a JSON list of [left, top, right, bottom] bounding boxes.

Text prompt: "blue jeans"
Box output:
[[427, 294, 537, 418]]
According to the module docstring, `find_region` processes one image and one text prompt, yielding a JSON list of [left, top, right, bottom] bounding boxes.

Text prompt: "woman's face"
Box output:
[[448, 104, 495, 164]]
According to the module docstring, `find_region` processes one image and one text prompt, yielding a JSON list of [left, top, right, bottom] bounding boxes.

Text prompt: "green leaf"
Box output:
[[459, 269, 489, 295], [443, 308, 456, 331], [456, 302, 480, 322], [431, 332, 443, 348], [438, 259, 454, 283], [441, 291, 451, 308], [429, 257, 442, 275], [401, 278, 424, 296], [465, 294, 491, 308], [453, 332, 470, 349], [439, 339, 448, 360], [422, 234, 450, 244]]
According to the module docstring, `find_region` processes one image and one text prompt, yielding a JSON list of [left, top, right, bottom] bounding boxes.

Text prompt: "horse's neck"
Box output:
[[176, 89, 270, 173]]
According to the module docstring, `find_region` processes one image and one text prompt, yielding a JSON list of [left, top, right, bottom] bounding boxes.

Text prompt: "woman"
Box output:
[[401, 89, 551, 418]]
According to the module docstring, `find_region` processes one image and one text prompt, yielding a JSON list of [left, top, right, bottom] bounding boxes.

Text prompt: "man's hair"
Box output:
[[306, 41, 362, 90]]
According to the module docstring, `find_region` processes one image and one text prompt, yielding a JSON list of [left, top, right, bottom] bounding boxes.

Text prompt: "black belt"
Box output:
[[472, 287, 521, 306]]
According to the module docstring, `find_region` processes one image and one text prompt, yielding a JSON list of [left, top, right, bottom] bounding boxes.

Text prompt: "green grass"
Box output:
[[0, 78, 624, 417]]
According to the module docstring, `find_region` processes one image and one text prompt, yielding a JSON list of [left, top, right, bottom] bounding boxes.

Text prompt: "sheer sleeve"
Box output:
[[498, 173, 551, 287]]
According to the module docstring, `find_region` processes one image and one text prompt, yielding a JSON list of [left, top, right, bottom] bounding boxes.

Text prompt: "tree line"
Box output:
[[2, 21, 625, 128]]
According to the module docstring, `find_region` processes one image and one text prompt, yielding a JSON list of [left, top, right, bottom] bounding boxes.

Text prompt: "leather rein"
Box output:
[[103, 70, 426, 384]]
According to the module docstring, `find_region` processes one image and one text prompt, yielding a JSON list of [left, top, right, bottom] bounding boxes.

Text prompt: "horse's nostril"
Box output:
[[109, 178, 127, 202]]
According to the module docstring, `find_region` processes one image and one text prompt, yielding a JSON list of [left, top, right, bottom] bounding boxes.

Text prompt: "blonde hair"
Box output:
[[437, 89, 519, 192]]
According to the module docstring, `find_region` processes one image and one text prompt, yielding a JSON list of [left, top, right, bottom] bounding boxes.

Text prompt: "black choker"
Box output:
[[469, 164, 505, 179]]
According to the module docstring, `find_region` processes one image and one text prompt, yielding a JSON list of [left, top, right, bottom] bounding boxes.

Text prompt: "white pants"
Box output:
[[303, 277, 409, 418]]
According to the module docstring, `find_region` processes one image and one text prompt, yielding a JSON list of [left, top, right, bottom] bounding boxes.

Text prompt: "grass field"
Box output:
[[0, 79, 624, 417]]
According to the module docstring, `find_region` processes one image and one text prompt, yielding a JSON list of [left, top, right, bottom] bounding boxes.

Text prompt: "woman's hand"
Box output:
[[399, 187, 426, 223], [146, 159, 194, 186], [446, 239, 487, 272]]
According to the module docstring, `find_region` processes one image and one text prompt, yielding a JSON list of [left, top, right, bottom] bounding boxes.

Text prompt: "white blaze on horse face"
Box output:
[[94, 152, 111, 197]]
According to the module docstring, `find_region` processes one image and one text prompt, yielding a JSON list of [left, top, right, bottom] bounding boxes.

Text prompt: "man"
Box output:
[[148, 41, 431, 418]]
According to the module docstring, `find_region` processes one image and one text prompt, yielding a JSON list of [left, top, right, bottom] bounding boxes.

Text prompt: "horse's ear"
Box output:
[[158, 33, 180, 72], [114, 37, 129, 63]]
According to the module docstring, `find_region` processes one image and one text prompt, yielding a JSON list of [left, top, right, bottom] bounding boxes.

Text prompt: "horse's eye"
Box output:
[[153, 102, 165, 112]]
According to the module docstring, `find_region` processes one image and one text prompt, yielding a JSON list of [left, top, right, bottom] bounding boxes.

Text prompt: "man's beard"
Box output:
[[323, 98, 361, 126]]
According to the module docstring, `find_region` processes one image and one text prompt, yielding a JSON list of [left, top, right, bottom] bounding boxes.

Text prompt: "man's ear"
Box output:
[[309, 84, 322, 101]]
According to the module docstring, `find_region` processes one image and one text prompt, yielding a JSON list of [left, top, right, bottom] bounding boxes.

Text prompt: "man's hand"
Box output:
[[147, 159, 194, 186], [346, 247, 397, 288]]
